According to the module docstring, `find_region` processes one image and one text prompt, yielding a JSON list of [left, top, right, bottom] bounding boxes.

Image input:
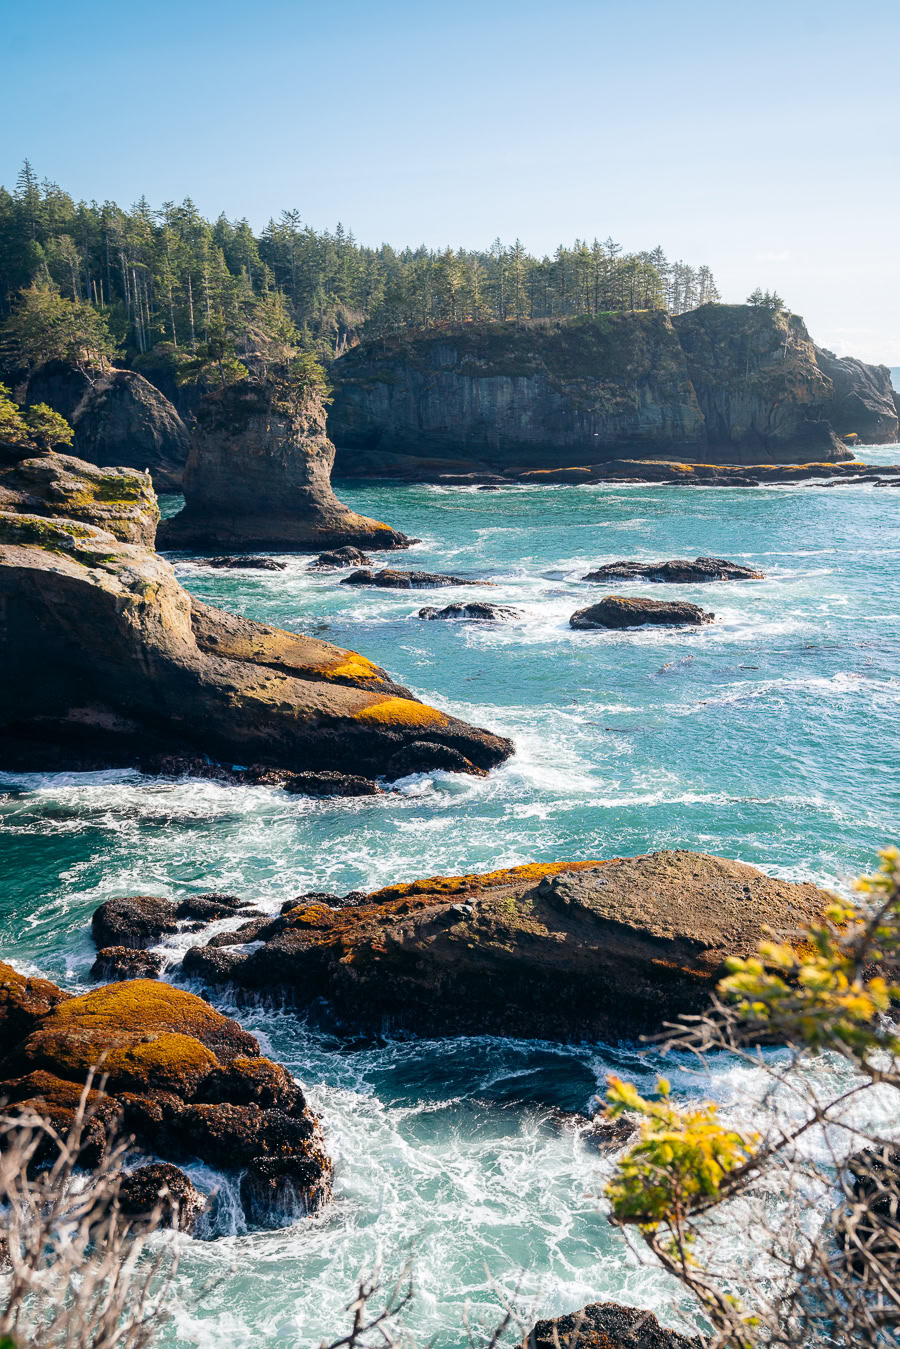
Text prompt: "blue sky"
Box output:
[[3, 0, 899, 361]]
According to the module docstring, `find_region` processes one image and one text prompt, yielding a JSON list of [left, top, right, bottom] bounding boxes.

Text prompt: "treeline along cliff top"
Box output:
[[0, 162, 720, 369]]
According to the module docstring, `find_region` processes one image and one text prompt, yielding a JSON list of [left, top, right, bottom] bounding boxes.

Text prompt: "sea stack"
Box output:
[[158, 378, 411, 552]]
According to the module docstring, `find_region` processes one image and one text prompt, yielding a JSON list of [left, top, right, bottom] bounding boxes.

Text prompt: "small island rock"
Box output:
[[418, 602, 521, 620], [570, 596, 714, 628], [341, 569, 492, 589], [583, 556, 763, 583]]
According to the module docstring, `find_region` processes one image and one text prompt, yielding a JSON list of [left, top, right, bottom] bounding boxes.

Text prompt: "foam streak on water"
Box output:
[[1, 470, 899, 1344]]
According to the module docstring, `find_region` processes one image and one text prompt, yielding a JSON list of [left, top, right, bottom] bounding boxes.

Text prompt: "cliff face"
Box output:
[[26, 362, 189, 491], [672, 305, 843, 462], [814, 346, 899, 444], [329, 311, 706, 474], [0, 452, 159, 546], [328, 306, 871, 477], [158, 379, 410, 551]]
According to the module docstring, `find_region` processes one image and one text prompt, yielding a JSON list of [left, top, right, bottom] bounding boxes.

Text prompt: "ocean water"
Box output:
[[1, 458, 899, 1345]]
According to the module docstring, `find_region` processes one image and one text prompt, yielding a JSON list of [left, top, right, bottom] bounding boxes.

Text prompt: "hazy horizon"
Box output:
[[3, 0, 899, 363]]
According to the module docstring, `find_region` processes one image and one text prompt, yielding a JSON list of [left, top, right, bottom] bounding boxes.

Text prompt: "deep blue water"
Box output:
[[1, 461, 898, 1345]]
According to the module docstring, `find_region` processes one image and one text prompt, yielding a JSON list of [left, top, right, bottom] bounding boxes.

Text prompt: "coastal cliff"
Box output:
[[327, 305, 886, 478]]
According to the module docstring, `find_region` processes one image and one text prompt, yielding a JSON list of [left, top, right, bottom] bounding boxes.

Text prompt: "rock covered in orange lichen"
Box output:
[[0, 970, 332, 1231], [183, 852, 832, 1040]]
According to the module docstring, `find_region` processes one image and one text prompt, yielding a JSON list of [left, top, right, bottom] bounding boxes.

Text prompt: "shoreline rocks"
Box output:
[[158, 379, 411, 553], [570, 596, 714, 629], [197, 556, 287, 571], [311, 546, 374, 568], [0, 452, 160, 547], [583, 556, 763, 583], [0, 963, 333, 1230], [0, 513, 513, 778], [341, 568, 493, 589], [181, 851, 832, 1040]]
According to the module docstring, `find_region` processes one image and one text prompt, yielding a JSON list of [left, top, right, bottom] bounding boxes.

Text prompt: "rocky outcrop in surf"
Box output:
[[0, 963, 332, 1229], [583, 557, 764, 583], [341, 568, 493, 589], [418, 602, 521, 620], [570, 596, 714, 628], [25, 362, 189, 492], [526, 1301, 705, 1348], [0, 512, 514, 777], [158, 379, 411, 552], [0, 451, 159, 546], [182, 851, 832, 1040], [328, 306, 877, 477]]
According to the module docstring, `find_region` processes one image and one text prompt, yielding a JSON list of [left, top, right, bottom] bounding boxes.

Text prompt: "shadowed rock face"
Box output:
[[526, 1301, 705, 1348], [570, 596, 714, 628], [158, 380, 411, 552], [815, 347, 900, 444], [0, 512, 513, 777], [0, 964, 332, 1229], [182, 851, 831, 1040], [26, 363, 189, 492], [583, 557, 764, 583], [0, 452, 159, 546], [329, 307, 863, 477]]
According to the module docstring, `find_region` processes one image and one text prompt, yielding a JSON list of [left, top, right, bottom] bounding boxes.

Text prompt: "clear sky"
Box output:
[[3, 0, 899, 362]]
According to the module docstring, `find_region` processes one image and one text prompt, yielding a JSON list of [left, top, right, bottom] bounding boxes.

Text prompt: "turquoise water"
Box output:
[[1, 461, 899, 1345]]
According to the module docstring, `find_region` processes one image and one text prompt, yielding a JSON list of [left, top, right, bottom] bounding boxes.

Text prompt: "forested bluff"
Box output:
[[1, 162, 898, 484]]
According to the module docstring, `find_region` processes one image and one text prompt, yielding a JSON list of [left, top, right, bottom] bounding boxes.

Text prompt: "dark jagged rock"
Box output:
[[175, 894, 255, 921], [418, 602, 521, 620], [526, 1300, 705, 1348], [341, 568, 492, 589], [282, 771, 382, 797], [330, 308, 858, 476], [311, 546, 373, 568], [91, 896, 179, 950], [583, 556, 764, 583], [570, 596, 714, 629], [158, 379, 411, 552], [118, 1162, 207, 1233], [182, 851, 831, 1040], [0, 452, 159, 546], [0, 514, 513, 778], [815, 347, 900, 444], [25, 362, 189, 492], [198, 556, 287, 571], [384, 740, 489, 779], [0, 969, 332, 1229], [90, 947, 163, 982]]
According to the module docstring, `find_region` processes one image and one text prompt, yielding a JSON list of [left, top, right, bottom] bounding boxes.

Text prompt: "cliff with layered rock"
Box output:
[[0, 509, 512, 777], [0, 450, 160, 546], [25, 361, 190, 492], [327, 305, 895, 478], [159, 378, 412, 551]]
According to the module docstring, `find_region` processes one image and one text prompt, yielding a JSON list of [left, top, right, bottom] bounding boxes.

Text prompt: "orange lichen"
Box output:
[[366, 859, 603, 905], [25, 1027, 218, 1093], [353, 697, 450, 728], [323, 650, 382, 682]]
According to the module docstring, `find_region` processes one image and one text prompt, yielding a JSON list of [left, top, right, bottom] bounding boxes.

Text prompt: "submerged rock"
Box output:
[[570, 596, 714, 628], [418, 602, 521, 620], [182, 851, 832, 1040], [198, 556, 287, 571], [0, 966, 332, 1229], [583, 556, 763, 583], [526, 1301, 705, 1348], [90, 947, 163, 982], [311, 546, 373, 568], [0, 452, 159, 546], [26, 362, 189, 492], [158, 379, 411, 552], [0, 513, 513, 778], [341, 568, 492, 589]]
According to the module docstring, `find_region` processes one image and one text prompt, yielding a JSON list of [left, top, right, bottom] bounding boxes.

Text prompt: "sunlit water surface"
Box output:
[[2, 455, 899, 1345]]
